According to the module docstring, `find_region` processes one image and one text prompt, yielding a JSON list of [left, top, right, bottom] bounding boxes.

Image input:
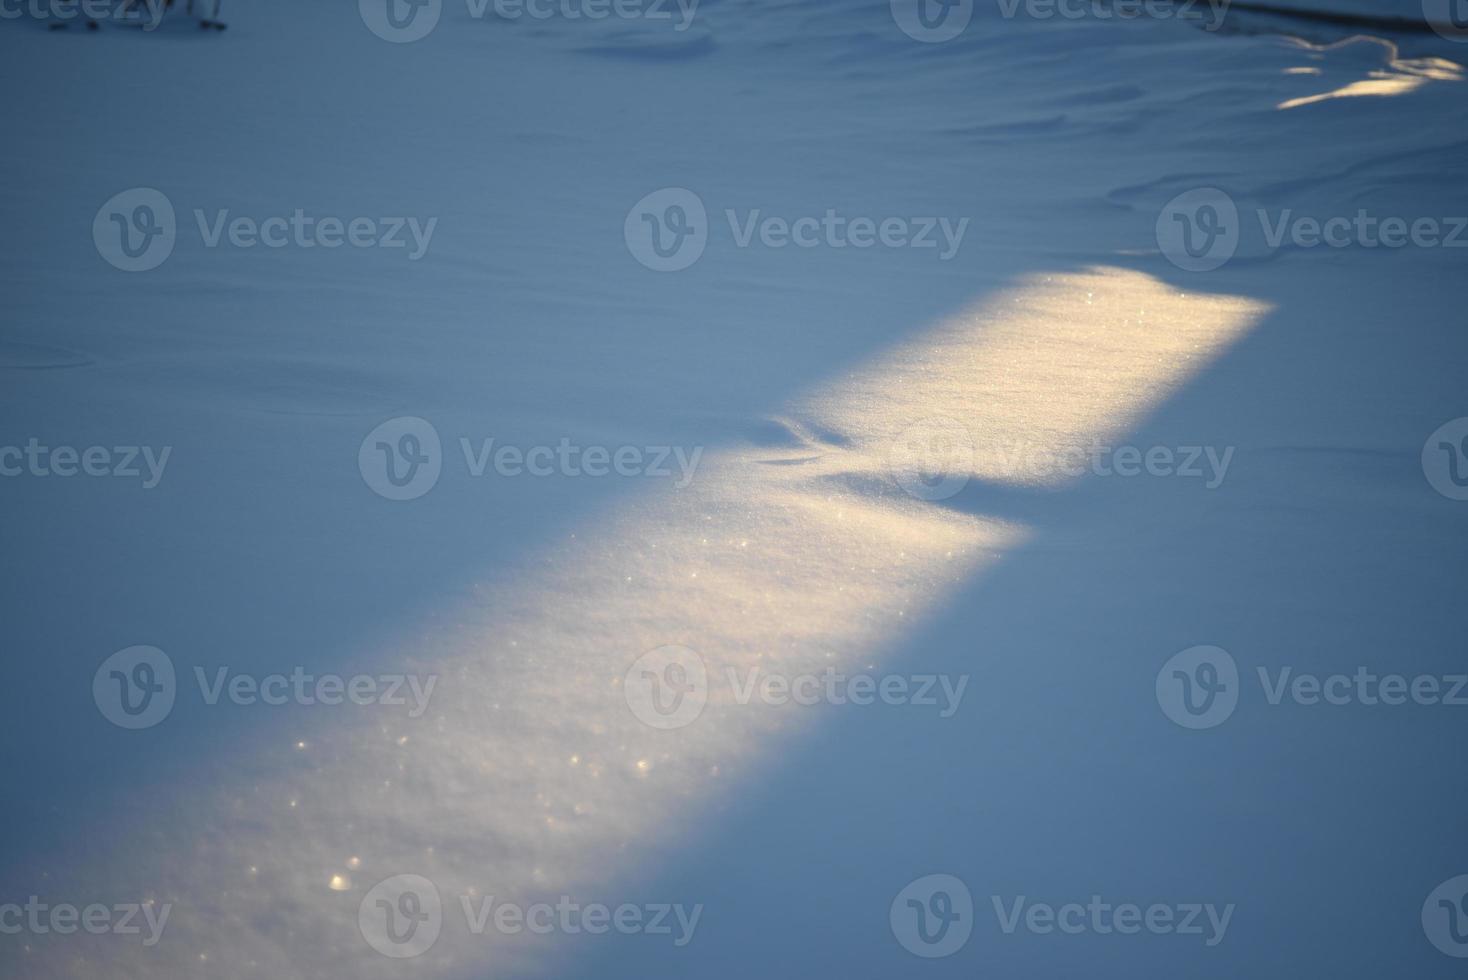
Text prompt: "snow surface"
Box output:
[[2, 1, 1468, 978]]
